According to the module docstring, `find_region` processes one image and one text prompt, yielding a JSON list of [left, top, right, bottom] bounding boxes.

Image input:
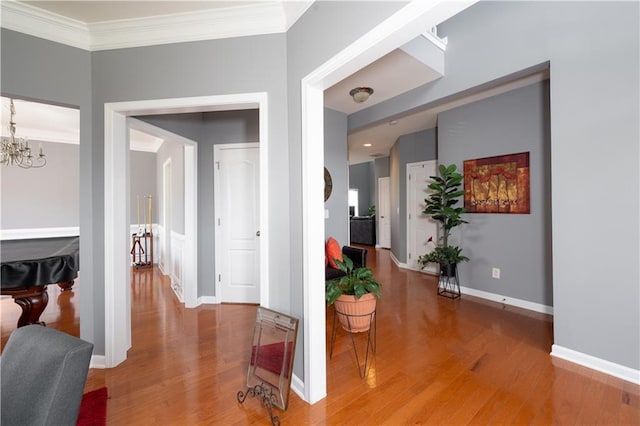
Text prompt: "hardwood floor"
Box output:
[[2, 247, 638, 425]]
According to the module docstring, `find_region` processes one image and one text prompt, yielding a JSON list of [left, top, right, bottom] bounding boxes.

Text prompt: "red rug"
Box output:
[[77, 387, 107, 426]]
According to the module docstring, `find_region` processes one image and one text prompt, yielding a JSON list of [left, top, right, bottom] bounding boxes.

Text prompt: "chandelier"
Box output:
[[1, 99, 46, 169]]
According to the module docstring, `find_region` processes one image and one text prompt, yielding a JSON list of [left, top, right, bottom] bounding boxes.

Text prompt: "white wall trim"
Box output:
[[393, 254, 553, 315], [0, 1, 90, 50], [0, 226, 79, 240], [170, 230, 185, 301], [551, 344, 640, 385], [198, 296, 218, 305], [459, 285, 554, 315], [301, 1, 477, 403], [389, 250, 409, 269], [0, 1, 312, 51], [290, 374, 305, 402], [89, 355, 106, 370]]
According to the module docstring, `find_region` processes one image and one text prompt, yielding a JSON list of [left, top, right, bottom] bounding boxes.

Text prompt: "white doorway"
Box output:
[[104, 93, 269, 368], [407, 161, 438, 273], [301, 0, 474, 404], [377, 177, 391, 248], [214, 143, 261, 304]]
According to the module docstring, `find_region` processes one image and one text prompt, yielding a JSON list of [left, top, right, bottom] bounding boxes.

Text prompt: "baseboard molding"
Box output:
[[1, 226, 79, 240], [291, 374, 306, 402], [459, 285, 554, 315], [389, 251, 409, 269], [198, 296, 218, 305], [89, 355, 106, 369], [551, 344, 640, 385]]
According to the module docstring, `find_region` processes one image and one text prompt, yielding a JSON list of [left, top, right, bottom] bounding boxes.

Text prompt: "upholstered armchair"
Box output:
[[1, 325, 93, 426]]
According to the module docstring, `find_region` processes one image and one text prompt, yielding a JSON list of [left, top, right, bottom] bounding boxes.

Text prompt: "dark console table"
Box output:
[[350, 216, 376, 246], [1, 237, 79, 327]]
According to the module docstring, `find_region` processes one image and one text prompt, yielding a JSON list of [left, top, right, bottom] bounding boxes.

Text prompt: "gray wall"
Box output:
[[129, 150, 157, 229], [389, 128, 437, 262], [1, 28, 96, 348], [138, 109, 259, 297], [1, 140, 79, 229], [323, 108, 348, 244], [348, 2, 639, 371], [439, 81, 551, 306], [2, 0, 637, 385]]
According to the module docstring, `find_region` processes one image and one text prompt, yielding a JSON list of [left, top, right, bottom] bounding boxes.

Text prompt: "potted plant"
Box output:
[[326, 255, 381, 332], [417, 164, 468, 297]]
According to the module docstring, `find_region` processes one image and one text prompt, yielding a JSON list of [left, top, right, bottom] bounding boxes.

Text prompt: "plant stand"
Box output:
[[438, 263, 461, 299], [329, 307, 376, 379]]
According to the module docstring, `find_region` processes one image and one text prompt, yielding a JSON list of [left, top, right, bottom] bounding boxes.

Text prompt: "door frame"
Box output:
[[104, 93, 269, 367], [213, 142, 261, 304], [377, 176, 391, 248], [300, 0, 474, 403], [406, 160, 437, 271], [128, 116, 198, 308]]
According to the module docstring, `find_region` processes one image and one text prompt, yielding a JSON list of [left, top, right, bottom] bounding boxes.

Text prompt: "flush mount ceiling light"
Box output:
[[363, 143, 372, 147], [349, 87, 374, 103]]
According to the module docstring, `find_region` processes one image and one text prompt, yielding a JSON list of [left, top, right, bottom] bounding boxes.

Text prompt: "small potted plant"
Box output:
[[417, 164, 468, 298], [326, 255, 381, 332]]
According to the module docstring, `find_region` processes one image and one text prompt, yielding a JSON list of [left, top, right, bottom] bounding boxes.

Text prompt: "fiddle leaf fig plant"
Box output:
[[418, 164, 469, 268]]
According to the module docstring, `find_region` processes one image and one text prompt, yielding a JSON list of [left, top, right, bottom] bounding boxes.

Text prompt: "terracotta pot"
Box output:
[[333, 293, 377, 332]]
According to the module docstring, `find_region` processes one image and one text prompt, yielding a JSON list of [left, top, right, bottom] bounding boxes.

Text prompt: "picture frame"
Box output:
[[463, 152, 530, 214]]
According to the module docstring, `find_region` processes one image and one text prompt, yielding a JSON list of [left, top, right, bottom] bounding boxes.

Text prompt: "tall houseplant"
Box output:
[[326, 255, 381, 332], [417, 164, 468, 297]]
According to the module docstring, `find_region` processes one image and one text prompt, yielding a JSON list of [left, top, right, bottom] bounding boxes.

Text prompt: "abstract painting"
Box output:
[[463, 152, 530, 214]]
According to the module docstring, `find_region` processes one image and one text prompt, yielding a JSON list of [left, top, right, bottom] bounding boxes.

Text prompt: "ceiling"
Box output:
[[2, 1, 545, 162]]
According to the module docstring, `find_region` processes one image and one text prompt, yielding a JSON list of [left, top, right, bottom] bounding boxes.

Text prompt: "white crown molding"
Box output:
[[0, 1, 305, 51], [0, 1, 91, 50]]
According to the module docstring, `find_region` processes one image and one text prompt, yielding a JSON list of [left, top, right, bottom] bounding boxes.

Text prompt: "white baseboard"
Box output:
[[89, 355, 106, 369], [551, 344, 640, 385], [1, 226, 79, 240], [459, 285, 554, 315], [389, 251, 408, 269], [198, 296, 218, 305], [291, 373, 306, 402]]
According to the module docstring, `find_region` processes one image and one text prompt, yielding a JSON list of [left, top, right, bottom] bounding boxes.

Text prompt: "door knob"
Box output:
[[256, 230, 261, 237]]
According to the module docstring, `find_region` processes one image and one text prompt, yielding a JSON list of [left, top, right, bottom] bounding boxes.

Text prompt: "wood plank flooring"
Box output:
[[2, 246, 638, 425]]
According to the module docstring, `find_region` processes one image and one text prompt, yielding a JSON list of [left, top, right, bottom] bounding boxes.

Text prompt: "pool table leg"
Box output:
[[57, 280, 75, 292], [2, 285, 49, 327]]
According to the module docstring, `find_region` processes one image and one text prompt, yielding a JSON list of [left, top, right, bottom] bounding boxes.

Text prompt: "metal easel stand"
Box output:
[[329, 308, 376, 379], [237, 383, 281, 426], [438, 263, 461, 299]]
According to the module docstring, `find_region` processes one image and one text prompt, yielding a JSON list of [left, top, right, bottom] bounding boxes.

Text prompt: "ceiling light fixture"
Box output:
[[349, 87, 374, 103], [1, 99, 46, 169], [363, 143, 372, 147]]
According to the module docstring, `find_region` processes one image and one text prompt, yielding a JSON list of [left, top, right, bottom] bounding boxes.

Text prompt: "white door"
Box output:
[[378, 177, 391, 248], [407, 161, 438, 273], [215, 144, 260, 303]]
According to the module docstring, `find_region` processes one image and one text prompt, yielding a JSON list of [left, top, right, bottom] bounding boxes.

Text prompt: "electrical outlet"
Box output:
[[492, 267, 501, 279]]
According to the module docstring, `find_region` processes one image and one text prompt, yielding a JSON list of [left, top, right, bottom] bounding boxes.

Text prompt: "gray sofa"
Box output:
[[1, 325, 94, 426]]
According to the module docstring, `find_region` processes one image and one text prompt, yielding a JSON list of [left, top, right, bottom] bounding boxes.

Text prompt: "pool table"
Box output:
[[1, 236, 79, 327]]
